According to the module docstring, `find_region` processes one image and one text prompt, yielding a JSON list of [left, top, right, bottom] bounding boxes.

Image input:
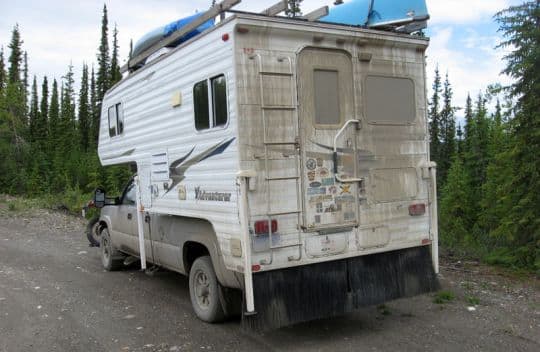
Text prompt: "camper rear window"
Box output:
[[108, 103, 124, 137], [365, 76, 416, 125], [193, 74, 228, 131]]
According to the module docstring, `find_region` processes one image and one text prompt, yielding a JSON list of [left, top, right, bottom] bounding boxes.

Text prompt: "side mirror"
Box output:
[[94, 188, 106, 208]]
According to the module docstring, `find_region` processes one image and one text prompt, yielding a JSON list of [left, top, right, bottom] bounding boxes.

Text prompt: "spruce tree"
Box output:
[[494, 0, 540, 269], [97, 4, 110, 100], [0, 47, 6, 95], [285, 0, 303, 17], [48, 79, 60, 152], [438, 73, 456, 183], [428, 67, 442, 167], [439, 156, 474, 248], [22, 51, 28, 114], [79, 63, 90, 151], [37, 76, 49, 147], [90, 65, 99, 147], [110, 25, 122, 85], [28, 75, 39, 142], [7, 25, 23, 85]]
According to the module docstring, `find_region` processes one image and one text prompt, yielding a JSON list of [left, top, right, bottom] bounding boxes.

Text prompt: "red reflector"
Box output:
[[251, 264, 261, 272], [409, 203, 426, 216], [221, 33, 229, 41], [421, 238, 432, 245], [254, 220, 278, 235], [237, 27, 249, 34]]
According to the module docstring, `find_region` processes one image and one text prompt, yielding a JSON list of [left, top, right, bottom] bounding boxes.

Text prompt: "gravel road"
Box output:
[[0, 208, 538, 352]]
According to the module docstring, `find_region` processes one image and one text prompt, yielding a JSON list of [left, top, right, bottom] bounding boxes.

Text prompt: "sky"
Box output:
[[0, 0, 522, 116]]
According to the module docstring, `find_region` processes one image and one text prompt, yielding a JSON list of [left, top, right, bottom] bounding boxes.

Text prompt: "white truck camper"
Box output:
[[96, 0, 439, 329]]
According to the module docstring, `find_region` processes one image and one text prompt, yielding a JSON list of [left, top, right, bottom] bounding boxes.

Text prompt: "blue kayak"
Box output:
[[321, 0, 429, 27], [132, 13, 215, 58]]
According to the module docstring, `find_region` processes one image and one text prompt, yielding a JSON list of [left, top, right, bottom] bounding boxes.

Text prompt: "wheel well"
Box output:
[[183, 241, 210, 273]]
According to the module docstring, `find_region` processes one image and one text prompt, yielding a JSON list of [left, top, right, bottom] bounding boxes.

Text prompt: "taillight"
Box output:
[[254, 220, 277, 235], [409, 203, 426, 216]]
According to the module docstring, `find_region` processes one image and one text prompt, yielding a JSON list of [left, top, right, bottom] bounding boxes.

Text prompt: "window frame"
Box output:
[[108, 102, 124, 137], [193, 73, 229, 133], [363, 74, 417, 126]]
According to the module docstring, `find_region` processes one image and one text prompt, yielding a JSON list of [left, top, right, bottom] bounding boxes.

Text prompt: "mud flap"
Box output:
[[242, 246, 439, 330]]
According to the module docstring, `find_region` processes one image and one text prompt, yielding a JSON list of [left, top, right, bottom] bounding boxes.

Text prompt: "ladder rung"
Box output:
[[263, 141, 297, 146], [261, 106, 296, 110], [266, 176, 299, 181], [267, 210, 301, 216], [270, 243, 302, 250], [259, 71, 293, 76]]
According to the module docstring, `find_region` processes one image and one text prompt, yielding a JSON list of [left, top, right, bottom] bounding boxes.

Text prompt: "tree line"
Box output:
[[0, 5, 131, 207], [0, 2, 538, 271], [433, 2, 539, 272]]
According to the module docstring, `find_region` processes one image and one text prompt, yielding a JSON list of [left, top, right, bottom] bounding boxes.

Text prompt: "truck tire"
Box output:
[[100, 227, 124, 271], [189, 256, 225, 323], [86, 216, 101, 247]]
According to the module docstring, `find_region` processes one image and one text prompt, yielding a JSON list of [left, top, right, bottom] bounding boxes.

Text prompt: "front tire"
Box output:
[[100, 227, 124, 271], [189, 256, 225, 323]]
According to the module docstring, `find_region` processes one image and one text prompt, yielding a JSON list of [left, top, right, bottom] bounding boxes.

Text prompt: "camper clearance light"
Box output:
[[254, 220, 278, 235], [409, 203, 426, 216]]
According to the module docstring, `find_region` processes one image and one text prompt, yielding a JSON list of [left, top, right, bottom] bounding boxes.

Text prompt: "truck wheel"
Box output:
[[86, 216, 101, 247], [100, 227, 124, 271], [189, 256, 225, 323]]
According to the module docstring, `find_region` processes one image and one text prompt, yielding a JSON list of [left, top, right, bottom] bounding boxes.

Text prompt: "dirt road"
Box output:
[[0, 209, 538, 352]]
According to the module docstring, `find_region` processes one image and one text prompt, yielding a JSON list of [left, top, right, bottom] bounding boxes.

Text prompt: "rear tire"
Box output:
[[189, 256, 225, 323], [100, 227, 124, 271], [86, 216, 101, 247]]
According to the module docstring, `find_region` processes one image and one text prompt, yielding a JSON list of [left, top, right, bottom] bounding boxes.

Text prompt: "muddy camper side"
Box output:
[[96, 10, 438, 329], [233, 15, 439, 328]]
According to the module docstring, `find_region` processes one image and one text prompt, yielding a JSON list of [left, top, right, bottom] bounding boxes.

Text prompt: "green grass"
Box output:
[[377, 304, 392, 316], [433, 290, 455, 304], [466, 295, 480, 306]]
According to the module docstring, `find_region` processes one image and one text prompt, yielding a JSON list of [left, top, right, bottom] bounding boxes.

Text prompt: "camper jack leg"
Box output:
[[237, 170, 257, 314]]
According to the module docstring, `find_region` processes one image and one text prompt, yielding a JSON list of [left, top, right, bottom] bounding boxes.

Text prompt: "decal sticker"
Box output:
[[307, 171, 316, 181], [306, 158, 317, 170], [164, 137, 236, 195], [194, 187, 231, 202], [319, 168, 329, 178], [178, 185, 186, 200], [321, 177, 334, 186], [324, 204, 338, 213], [307, 187, 326, 195], [335, 195, 355, 203], [328, 186, 337, 195], [340, 184, 351, 195], [316, 158, 323, 167], [309, 181, 322, 188]]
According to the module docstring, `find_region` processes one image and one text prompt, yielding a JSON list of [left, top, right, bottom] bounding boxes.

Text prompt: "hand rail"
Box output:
[[333, 119, 363, 183]]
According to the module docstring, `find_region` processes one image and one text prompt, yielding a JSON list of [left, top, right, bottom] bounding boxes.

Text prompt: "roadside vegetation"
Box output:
[[0, 2, 538, 272]]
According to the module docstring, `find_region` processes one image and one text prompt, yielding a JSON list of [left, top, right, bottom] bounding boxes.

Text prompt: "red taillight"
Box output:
[[221, 33, 229, 41], [409, 203, 426, 216], [251, 264, 261, 272], [87, 200, 95, 208], [254, 220, 277, 235]]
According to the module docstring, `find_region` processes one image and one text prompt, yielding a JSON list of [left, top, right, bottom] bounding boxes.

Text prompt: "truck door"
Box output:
[[297, 48, 359, 230], [110, 180, 138, 251]]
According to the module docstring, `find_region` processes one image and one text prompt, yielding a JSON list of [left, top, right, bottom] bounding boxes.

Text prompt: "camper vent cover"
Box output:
[[151, 151, 170, 182]]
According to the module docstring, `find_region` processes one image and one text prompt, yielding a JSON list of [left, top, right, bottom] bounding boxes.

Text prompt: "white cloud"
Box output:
[[426, 0, 511, 24], [426, 26, 511, 117]]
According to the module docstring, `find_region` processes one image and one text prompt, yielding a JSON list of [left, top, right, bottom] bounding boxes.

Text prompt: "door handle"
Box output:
[[333, 119, 363, 183], [127, 213, 132, 220]]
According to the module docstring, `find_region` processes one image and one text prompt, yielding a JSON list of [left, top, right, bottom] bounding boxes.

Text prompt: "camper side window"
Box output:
[[108, 103, 124, 137], [193, 74, 228, 131]]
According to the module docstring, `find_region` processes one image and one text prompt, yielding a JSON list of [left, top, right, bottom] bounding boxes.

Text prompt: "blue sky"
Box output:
[[0, 0, 522, 115]]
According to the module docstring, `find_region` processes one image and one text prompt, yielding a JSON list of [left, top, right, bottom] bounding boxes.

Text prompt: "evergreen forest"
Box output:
[[0, 2, 538, 272]]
